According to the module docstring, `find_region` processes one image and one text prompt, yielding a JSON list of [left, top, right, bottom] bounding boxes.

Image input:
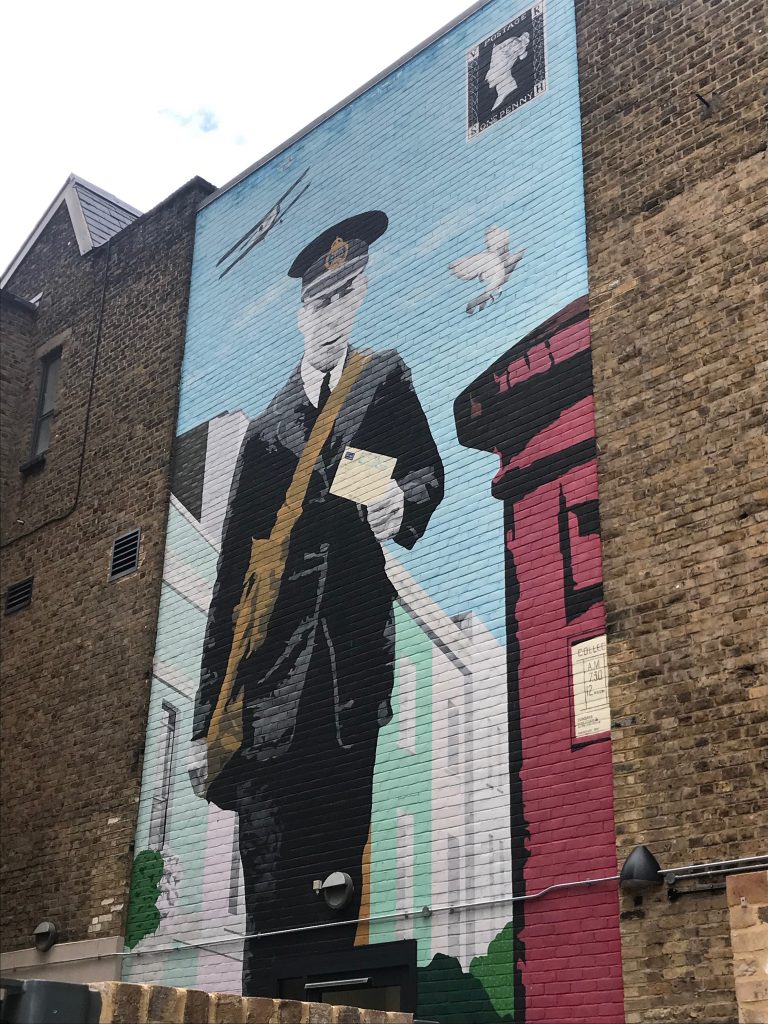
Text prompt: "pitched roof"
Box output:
[[70, 178, 139, 248], [1, 175, 142, 288]]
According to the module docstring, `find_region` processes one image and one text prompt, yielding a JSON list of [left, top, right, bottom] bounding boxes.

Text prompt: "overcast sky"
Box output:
[[0, 0, 478, 273]]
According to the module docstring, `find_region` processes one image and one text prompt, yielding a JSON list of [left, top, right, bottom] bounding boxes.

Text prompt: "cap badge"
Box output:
[[324, 236, 349, 271]]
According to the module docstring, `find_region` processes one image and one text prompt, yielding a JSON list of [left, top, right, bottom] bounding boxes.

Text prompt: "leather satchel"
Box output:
[[205, 350, 371, 788]]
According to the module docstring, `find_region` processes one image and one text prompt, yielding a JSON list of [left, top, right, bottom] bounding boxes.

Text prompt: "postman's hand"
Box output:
[[187, 738, 208, 798], [367, 480, 405, 542]]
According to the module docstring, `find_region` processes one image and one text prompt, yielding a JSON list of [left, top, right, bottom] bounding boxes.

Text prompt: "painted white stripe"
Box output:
[[169, 494, 222, 552], [152, 662, 197, 701], [384, 549, 473, 674], [163, 551, 213, 615]]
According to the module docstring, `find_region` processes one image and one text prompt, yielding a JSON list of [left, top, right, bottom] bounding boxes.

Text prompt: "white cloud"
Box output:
[[159, 108, 220, 134], [232, 278, 294, 329], [416, 205, 481, 257], [0, 0, 474, 273]]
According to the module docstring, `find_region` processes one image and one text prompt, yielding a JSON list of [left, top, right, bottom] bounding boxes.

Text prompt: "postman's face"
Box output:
[[298, 272, 368, 372]]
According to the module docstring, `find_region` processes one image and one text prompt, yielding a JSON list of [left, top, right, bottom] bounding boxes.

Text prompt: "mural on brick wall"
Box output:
[[124, 1, 624, 1021]]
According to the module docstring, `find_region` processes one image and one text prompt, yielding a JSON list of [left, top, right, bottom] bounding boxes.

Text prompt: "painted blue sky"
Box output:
[[177, 0, 588, 635]]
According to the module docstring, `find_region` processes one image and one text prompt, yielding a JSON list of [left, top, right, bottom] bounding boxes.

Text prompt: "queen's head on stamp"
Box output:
[[485, 31, 530, 110]]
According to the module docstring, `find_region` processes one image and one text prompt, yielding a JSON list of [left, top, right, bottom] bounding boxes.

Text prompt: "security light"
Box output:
[[619, 846, 663, 891]]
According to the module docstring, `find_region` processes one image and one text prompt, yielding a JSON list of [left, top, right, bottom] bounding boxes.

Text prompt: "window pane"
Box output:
[[447, 700, 460, 771], [147, 702, 177, 850], [159, 703, 177, 800], [228, 818, 242, 916], [395, 811, 414, 939], [40, 354, 61, 415], [33, 415, 52, 456]]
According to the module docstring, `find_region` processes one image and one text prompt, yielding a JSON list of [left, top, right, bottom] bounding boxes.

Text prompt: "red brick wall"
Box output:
[[456, 299, 623, 1021]]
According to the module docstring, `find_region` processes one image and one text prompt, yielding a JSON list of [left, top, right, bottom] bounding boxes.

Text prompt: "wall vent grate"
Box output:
[[5, 577, 33, 614], [110, 529, 141, 581]]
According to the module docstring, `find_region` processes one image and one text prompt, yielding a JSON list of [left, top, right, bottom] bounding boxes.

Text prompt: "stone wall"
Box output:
[[728, 871, 768, 1024], [0, 979, 413, 1024], [0, 178, 214, 953], [91, 982, 413, 1024], [576, 0, 768, 1020]]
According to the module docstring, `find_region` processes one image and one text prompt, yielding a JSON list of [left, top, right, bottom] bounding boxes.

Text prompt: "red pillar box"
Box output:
[[454, 297, 624, 1022]]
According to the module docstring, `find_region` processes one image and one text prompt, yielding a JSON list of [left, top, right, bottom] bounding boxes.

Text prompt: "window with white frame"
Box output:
[[488, 833, 504, 891], [228, 818, 243, 916], [148, 702, 177, 850], [448, 834, 462, 911], [395, 811, 415, 939], [447, 700, 460, 772]]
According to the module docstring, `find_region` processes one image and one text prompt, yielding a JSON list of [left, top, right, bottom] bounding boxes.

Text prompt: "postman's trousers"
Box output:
[[235, 649, 379, 998]]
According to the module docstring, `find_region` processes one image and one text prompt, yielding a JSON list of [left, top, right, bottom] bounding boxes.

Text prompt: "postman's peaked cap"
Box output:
[[288, 211, 389, 281]]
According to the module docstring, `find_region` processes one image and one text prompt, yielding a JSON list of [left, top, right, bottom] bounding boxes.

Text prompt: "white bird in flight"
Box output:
[[449, 226, 524, 314]]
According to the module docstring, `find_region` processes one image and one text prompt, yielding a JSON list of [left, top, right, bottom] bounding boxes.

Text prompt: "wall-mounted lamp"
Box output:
[[620, 848, 768, 900], [320, 871, 355, 911], [619, 846, 663, 891], [32, 921, 58, 953]]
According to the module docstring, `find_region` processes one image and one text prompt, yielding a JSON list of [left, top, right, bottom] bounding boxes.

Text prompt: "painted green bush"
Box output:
[[124, 849, 164, 950], [417, 952, 513, 1023], [469, 921, 515, 1017]]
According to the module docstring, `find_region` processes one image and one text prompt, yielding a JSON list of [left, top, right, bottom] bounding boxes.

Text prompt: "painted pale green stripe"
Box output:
[[123, 682, 208, 986], [369, 605, 433, 964], [154, 503, 218, 686], [125, 503, 219, 984], [153, 584, 208, 688], [165, 502, 220, 588]]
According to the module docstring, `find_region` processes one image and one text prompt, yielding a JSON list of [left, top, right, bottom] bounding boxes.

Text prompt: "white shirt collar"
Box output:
[[300, 346, 348, 407]]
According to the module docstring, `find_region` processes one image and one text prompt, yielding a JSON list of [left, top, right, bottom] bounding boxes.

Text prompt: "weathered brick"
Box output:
[[210, 990, 247, 1023], [276, 999, 309, 1024], [89, 983, 407, 1024], [183, 987, 213, 1024], [577, 0, 768, 1017], [245, 996, 280, 1024], [0, 177, 214, 952], [729, 872, 768, 907], [146, 983, 186, 1022]]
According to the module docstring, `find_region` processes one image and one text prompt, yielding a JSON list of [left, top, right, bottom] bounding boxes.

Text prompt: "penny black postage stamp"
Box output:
[[467, 2, 547, 139]]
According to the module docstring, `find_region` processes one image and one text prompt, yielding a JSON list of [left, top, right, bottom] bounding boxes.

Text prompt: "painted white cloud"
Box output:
[[232, 278, 295, 330]]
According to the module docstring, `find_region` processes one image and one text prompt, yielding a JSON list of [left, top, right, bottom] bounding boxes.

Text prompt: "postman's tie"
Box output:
[[316, 372, 332, 414]]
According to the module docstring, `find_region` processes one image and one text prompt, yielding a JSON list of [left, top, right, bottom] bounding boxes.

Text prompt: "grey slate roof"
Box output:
[[1, 175, 143, 288], [72, 179, 139, 248]]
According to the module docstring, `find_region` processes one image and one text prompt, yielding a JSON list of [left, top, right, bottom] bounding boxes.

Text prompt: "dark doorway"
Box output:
[[275, 940, 417, 1013]]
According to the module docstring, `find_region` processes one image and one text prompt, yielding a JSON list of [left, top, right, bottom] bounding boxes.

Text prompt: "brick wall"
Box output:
[[0, 178, 214, 952], [0, 292, 37, 541], [121, 1, 623, 1020], [576, 0, 768, 1020]]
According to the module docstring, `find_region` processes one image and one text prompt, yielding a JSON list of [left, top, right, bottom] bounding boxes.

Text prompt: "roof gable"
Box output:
[[71, 179, 139, 248], [1, 175, 141, 288]]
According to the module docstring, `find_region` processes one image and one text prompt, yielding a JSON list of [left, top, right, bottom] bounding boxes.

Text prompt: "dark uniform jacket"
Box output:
[[193, 348, 443, 789]]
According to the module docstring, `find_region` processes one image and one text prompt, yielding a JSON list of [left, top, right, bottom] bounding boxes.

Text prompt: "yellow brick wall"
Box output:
[[91, 981, 413, 1024]]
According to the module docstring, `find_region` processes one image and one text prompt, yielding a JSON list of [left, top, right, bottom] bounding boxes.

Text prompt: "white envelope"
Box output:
[[330, 446, 396, 505]]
